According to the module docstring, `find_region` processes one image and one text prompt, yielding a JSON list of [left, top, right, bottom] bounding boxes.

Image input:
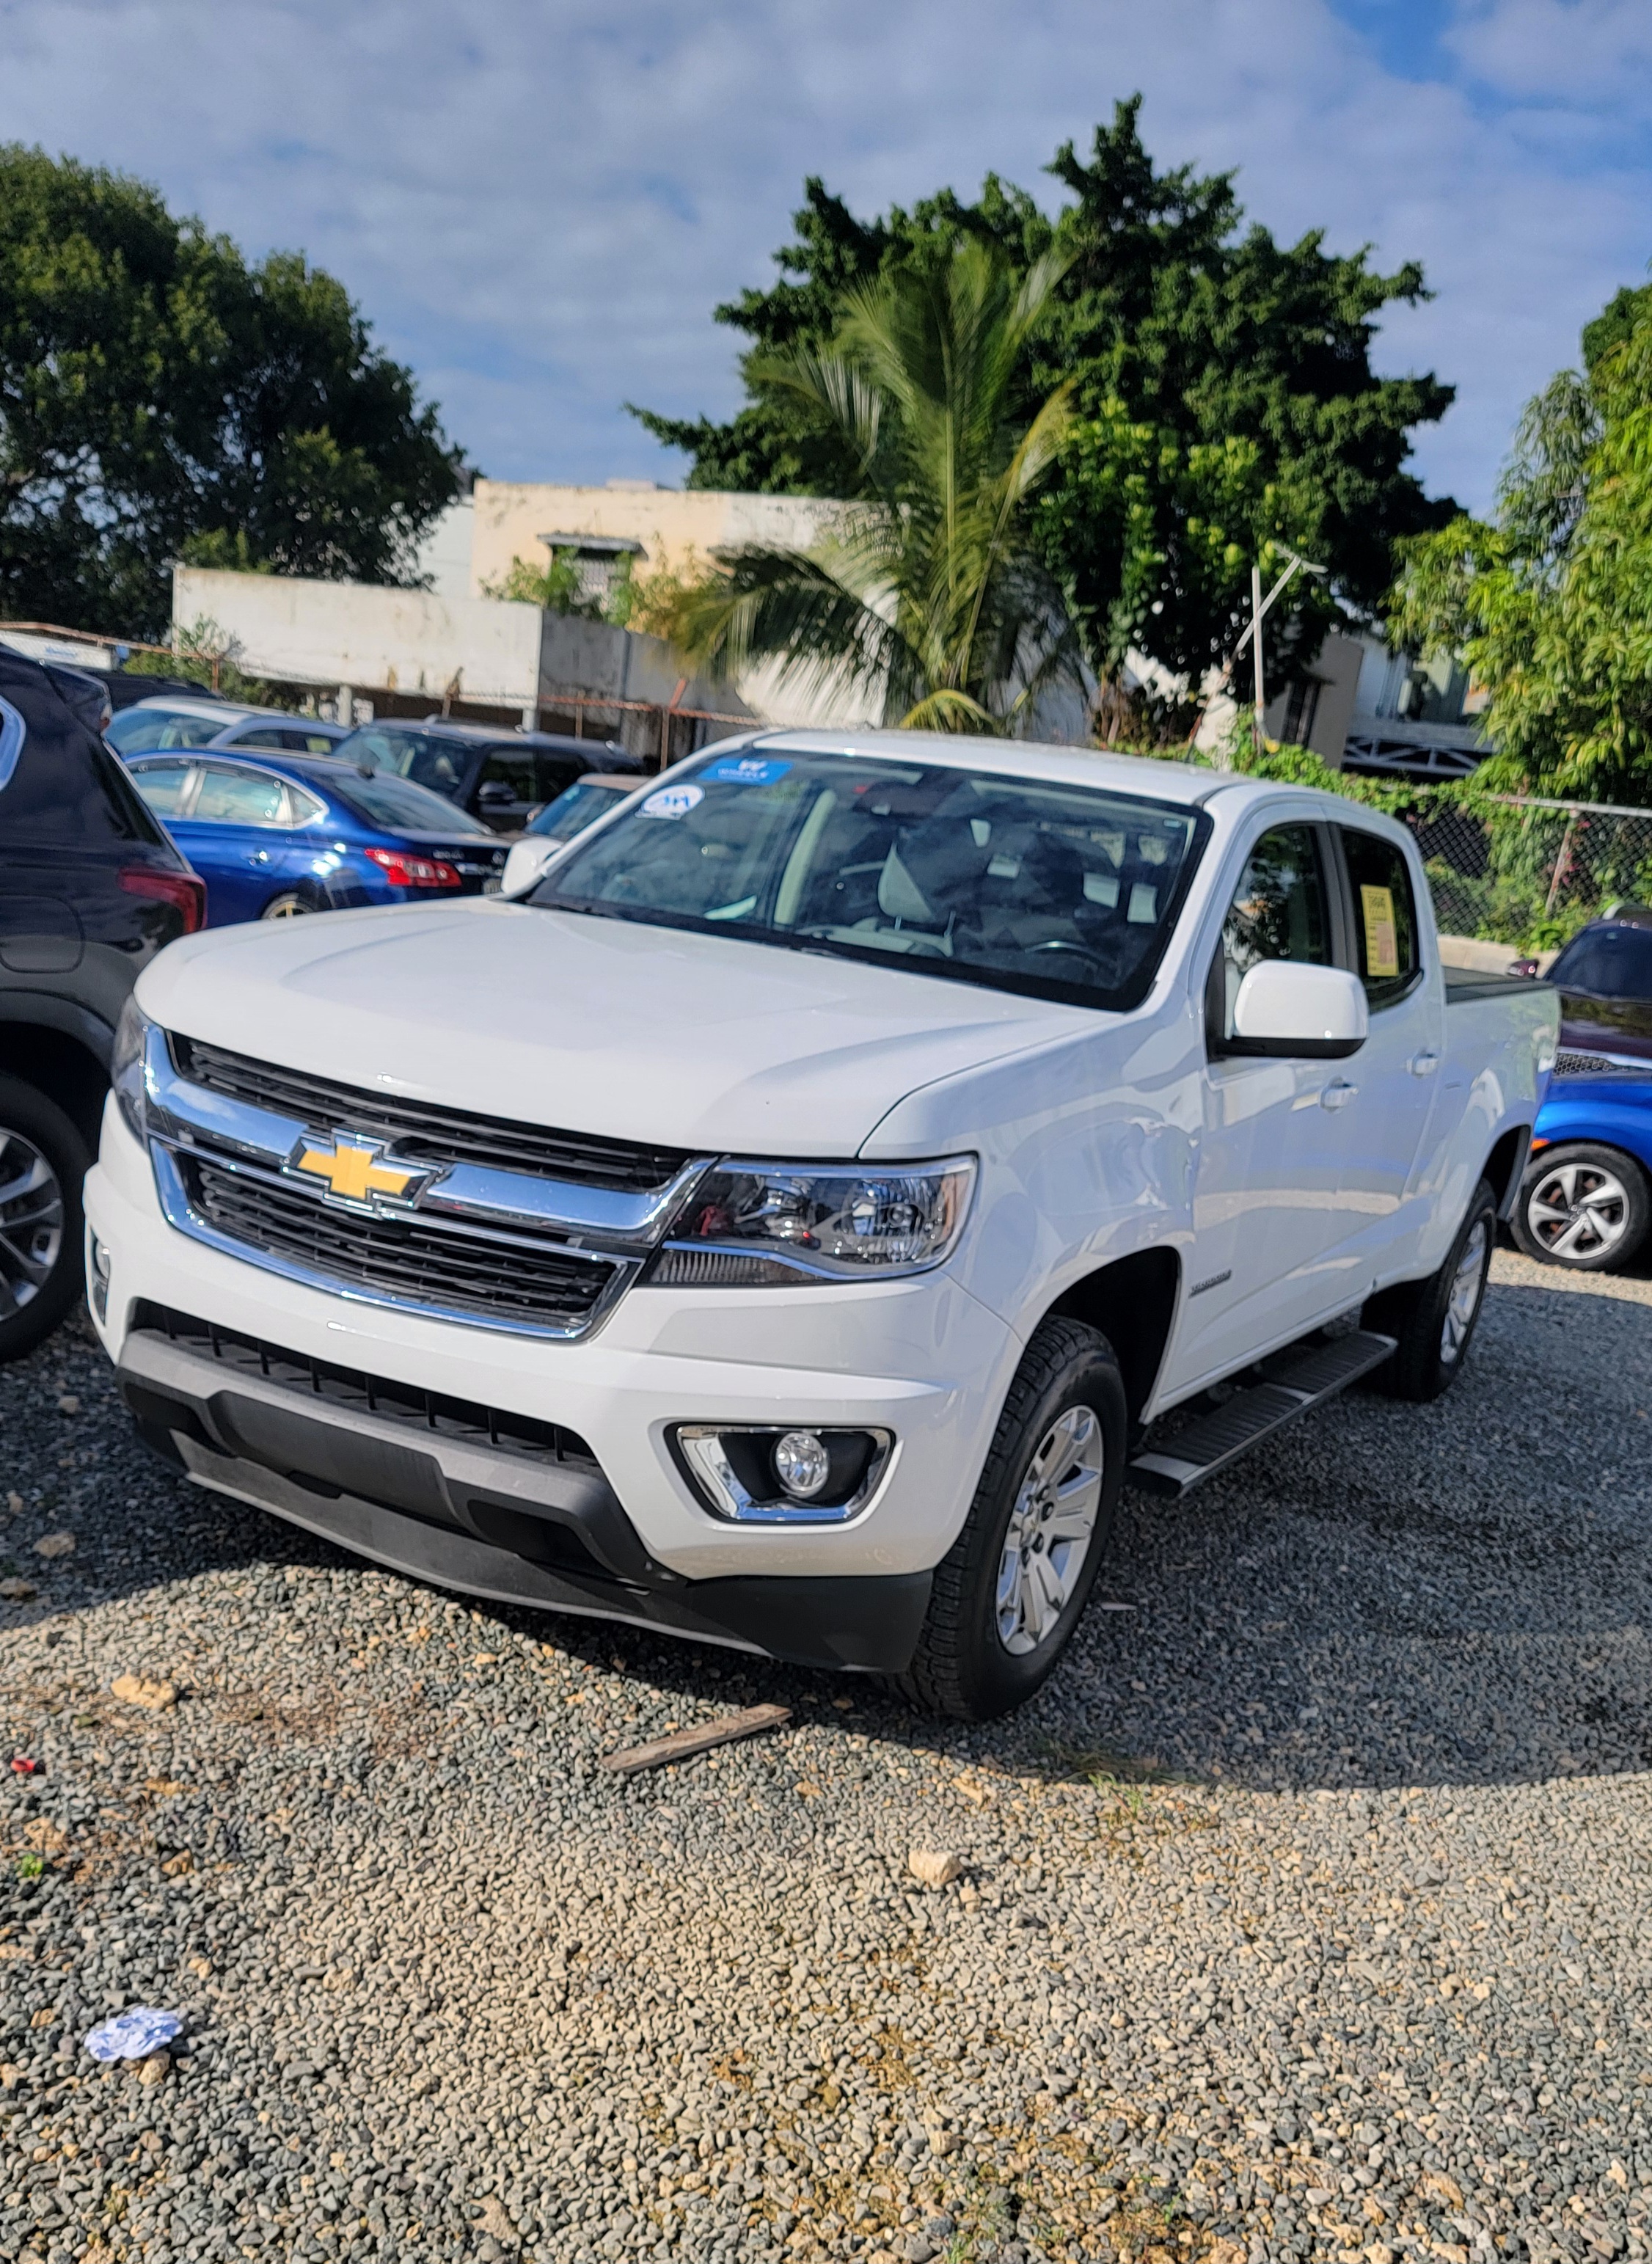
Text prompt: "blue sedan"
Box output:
[[123, 747, 507, 925]]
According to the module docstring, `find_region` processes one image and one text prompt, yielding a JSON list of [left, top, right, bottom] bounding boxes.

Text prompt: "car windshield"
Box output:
[[528, 779, 631, 844], [1550, 925, 1652, 1003], [108, 706, 234, 753], [535, 748, 1207, 1010], [327, 767, 491, 835], [334, 725, 475, 798]]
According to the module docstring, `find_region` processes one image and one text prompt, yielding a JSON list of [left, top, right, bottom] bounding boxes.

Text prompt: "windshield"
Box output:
[[535, 748, 1207, 1009], [334, 725, 475, 798], [1549, 924, 1652, 1003], [528, 778, 631, 843], [327, 767, 491, 835], [108, 706, 232, 753]]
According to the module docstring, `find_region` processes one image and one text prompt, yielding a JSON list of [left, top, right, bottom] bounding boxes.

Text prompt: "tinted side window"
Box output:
[[1213, 824, 1330, 1042], [478, 748, 537, 803], [191, 763, 288, 826], [1339, 828, 1420, 1009]]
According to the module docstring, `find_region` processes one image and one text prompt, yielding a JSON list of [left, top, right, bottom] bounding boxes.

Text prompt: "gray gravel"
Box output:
[[1, 1246, 1650, 2264]]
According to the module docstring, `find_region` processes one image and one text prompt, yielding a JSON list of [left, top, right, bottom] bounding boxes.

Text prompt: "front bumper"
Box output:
[[119, 1323, 929, 1670], [86, 1103, 1021, 1655]]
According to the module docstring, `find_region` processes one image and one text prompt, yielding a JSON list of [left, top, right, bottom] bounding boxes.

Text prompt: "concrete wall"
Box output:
[[172, 567, 750, 734], [174, 567, 544, 710]]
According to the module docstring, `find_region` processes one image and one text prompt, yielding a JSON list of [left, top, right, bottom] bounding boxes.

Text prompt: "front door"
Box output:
[[1161, 821, 1367, 1397]]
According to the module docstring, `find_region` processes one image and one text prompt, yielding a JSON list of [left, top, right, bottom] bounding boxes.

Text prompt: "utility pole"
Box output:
[[1204, 549, 1328, 764]]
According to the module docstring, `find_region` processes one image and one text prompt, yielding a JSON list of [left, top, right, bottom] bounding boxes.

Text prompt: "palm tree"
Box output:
[[678, 241, 1082, 733]]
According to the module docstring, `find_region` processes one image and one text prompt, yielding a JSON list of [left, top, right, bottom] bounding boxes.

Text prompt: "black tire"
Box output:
[[893, 1316, 1127, 1721], [1508, 1142, 1651, 1274], [1363, 1177, 1497, 1403], [0, 1074, 91, 1365]]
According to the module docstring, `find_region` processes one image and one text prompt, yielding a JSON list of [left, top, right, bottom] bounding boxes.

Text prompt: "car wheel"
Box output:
[[1510, 1143, 1650, 1273], [893, 1317, 1126, 1721], [260, 891, 316, 919], [1364, 1177, 1498, 1403], [0, 1074, 91, 1364]]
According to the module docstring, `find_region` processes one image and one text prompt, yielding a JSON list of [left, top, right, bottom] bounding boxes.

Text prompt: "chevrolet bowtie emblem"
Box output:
[[292, 1136, 425, 1208]]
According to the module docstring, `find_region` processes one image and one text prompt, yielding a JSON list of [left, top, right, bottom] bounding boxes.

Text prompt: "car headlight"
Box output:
[[111, 996, 155, 1141], [646, 1155, 976, 1286]]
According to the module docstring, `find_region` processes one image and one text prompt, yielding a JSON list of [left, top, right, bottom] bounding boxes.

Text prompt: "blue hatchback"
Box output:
[[123, 747, 507, 925]]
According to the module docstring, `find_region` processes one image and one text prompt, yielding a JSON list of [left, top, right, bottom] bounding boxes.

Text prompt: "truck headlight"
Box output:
[[111, 996, 156, 1142], [646, 1155, 976, 1286]]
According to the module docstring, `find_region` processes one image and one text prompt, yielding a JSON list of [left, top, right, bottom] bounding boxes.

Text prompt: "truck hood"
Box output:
[[139, 899, 1091, 1156]]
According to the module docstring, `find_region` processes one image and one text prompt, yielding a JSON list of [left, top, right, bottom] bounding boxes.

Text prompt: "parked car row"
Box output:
[[100, 695, 643, 925]]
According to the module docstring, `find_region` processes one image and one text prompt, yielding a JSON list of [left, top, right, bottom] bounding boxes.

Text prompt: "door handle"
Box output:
[[1320, 1078, 1358, 1111], [1407, 1049, 1440, 1077], [251, 850, 271, 865]]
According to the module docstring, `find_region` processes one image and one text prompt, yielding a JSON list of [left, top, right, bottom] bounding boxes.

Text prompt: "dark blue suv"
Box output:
[[123, 748, 507, 924]]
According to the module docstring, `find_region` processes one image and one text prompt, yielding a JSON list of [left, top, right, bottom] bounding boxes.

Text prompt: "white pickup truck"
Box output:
[[86, 731, 1558, 1718]]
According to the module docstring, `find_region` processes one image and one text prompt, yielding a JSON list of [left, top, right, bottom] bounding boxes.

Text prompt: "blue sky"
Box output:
[[4, 0, 1651, 514]]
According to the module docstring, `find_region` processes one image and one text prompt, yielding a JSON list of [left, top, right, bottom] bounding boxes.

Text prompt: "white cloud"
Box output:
[[1, 0, 1648, 513]]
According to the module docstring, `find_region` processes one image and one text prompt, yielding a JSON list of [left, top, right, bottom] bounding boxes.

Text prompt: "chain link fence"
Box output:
[[1403, 790, 1652, 954]]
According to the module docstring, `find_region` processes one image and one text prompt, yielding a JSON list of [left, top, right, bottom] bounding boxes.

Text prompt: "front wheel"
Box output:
[[1363, 1177, 1497, 1403], [1509, 1142, 1650, 1273], [0, 1075, 91, 1364], [893, 1317, 1126, 1720]]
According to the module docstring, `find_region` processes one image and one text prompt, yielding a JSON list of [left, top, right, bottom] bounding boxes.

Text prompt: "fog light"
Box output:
[[773, 1429, 830, 1500], [87, 1233, 111, 1326], [670, 1425, 893, 1523]]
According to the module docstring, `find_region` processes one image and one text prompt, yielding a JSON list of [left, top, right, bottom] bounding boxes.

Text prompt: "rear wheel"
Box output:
[[893, 1317, 1126, 1720], [260, 890, 316, 919], [0, 1075, 90, 1364], [1510, 1142, 1649, 1273], [1364, 1177, 1497, 1402]]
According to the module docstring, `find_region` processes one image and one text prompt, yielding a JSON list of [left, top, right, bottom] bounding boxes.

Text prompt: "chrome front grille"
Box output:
[[142, 1028, 711, 1340], [172, 1036, 690, 1193], [180, 1152, 619, 1332]]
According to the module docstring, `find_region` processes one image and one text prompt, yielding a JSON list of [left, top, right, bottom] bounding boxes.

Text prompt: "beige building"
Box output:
[[467, 479, 850, 604]]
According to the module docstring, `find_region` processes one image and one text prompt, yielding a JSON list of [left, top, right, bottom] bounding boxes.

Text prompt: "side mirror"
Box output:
[[500, 838, 558, 899], [476, 779, 516, 806], [1228, 962, 1367, 1059]]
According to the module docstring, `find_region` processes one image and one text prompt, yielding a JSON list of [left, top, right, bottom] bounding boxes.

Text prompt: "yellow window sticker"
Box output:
[[1361, 883, 1400, 979]]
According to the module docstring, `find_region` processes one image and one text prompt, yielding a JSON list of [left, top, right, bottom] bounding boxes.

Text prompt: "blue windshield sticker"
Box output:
[[640, 783, 704, 820], [702, 755, 792, 786]]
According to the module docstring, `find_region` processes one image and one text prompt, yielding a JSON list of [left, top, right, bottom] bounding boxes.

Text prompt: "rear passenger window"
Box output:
[[1339, 828, 1420, 1009], [1213, 824, 1331, 1044], [191, 762, 288, 826], [130, 760, 194, 817]]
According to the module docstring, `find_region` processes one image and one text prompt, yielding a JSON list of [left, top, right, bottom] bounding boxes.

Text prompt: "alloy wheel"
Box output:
[[994, 1405, 1104, 1657], [1525, 1160, 1633, 1264], [1439, 1216, 1490, 1365], [0, 1129, 65, 1320]]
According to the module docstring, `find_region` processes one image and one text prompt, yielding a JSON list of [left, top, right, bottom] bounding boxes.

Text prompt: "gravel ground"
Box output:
[[1, 1246, 1650, 2264]]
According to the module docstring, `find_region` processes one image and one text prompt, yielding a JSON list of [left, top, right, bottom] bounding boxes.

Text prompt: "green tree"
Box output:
[[0, 146, 464, 638], [635, 101, 1453, 722], [674, 240, 1081, 732], [1393, 286, 1652, 803]]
